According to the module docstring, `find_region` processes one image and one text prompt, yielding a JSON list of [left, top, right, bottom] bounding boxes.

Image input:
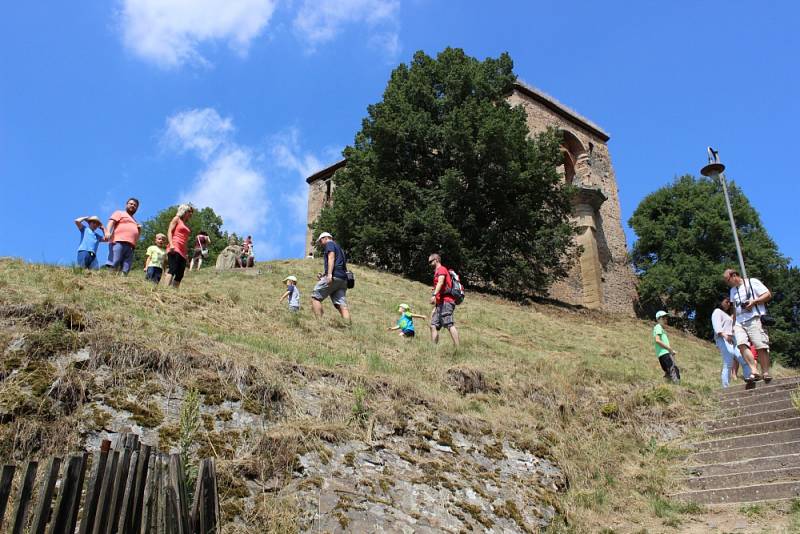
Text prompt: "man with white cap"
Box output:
[[279, 275, 301, 312], [653, 310, 679, 383], [311, 232, 350, 322], [74, 215, 106, 269]]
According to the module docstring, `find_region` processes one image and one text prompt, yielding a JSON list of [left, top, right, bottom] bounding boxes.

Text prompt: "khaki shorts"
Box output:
[[311, 277, 348, 308], [431, 301, 455, 330], [734, 316, 769, 351]]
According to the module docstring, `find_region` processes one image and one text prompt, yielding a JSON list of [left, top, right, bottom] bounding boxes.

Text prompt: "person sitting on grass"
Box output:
[[653, 310, 680, 383], [279, 275, 301, 312], [74, 215, 106, 269], [387, 303, 426, 338], [143, 233, 168, 285]]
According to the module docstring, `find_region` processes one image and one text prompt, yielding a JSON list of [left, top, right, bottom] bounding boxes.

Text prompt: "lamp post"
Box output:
[[700, 147, 749, 284]]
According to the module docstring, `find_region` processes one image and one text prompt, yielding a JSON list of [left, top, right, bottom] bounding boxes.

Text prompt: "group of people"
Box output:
[[280, 232, 461, 346], [653, 268, 774, 388], [74, 199, 254, 289]]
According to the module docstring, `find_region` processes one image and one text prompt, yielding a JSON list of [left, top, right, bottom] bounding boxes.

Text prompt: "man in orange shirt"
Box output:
[[106, 198, 141, 275]]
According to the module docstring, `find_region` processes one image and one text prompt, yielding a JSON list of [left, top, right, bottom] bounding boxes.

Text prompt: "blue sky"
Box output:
[[1, 1, 798, 267]]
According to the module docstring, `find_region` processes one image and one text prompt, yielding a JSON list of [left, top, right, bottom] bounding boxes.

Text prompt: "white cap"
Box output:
[[283, 275, 297, 282], [317, 232, 333, 242]]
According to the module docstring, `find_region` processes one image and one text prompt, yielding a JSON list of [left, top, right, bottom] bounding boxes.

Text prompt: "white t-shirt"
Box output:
[[729, 277, 769, 324], [711, 308, 734, 337]]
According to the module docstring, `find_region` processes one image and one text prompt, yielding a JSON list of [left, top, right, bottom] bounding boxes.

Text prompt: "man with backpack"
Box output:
[[428, 253, 461, 347]]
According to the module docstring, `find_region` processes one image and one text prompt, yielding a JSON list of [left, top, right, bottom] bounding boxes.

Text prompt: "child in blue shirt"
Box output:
[[387, 303, 426, 337], [74, 215, 106, 269], [279, 275, 301, 312]]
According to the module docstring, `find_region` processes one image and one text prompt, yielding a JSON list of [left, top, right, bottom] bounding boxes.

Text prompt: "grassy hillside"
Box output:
[[0, 258, 794, 532]]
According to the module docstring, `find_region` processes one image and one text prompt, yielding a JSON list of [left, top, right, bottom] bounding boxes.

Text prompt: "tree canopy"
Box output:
[[629, 175, 798, 365], [133, 206, 230, 269], [312, 48, 576, 294]]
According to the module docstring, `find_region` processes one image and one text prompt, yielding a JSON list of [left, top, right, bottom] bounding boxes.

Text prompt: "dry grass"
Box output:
[[0, 257, 794, 532]]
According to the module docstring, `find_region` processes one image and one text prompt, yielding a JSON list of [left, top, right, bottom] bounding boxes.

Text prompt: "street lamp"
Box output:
[[700, 147, 749, 283]]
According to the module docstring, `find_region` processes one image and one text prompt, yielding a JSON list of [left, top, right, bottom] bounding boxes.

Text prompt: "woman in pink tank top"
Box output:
[[165, 204, 194, 288]]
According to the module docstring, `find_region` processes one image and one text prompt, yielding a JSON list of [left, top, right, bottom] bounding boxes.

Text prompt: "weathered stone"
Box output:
[[305, 80, 637, 314]]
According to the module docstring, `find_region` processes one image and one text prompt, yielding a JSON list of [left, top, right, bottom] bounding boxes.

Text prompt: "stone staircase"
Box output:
[[675, 376, 800, 505]]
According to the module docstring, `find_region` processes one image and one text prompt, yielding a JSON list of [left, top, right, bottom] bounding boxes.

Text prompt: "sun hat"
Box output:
[[86, 216, 102, 224], [283, 275, 298, 282], [398, 303, 410, 312], [655, 310, 668, 319], [317, 232, 333, 242]]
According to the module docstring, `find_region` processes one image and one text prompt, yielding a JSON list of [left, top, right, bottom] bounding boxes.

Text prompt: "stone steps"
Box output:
[[718, 376, 800, 397], [720, 388, 795, 409], [676, 377, 800, 505], [720, 397, 795, 418], [687, 453, 800, 478], [684, 466, 800, 491], [706, 416, 800, 438], [673, 480, 800, 505], [704, 407, 799, 431]]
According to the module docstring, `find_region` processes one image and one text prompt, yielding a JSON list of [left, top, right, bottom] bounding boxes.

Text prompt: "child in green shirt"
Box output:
[[387, 303, 426, 338], [653, 310, 680, 383], [144, 233, 167, 284]]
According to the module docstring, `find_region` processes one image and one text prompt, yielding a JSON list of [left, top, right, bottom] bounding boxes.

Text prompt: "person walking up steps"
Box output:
[[74, 215, 106, 269], [429, 253, 460, 347], [712, 295, 755, 387], [311, 232, 351, 323], [724, 269, 773, 383], [653, 311, 679, 383]]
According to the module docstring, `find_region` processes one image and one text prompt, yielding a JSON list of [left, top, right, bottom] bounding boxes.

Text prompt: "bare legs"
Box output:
[[311, 299, 350, 323], [430, 325, 460, 347]]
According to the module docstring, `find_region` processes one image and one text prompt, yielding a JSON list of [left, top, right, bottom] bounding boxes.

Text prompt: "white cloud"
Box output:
[[164, 108, 233, 159], [271, 128, 325, 177], [165, 108, 269, 236], [180, 147, 269, 235], [270, 128, 340, 223], [293, 0, 400, 55], [120, 0, 278, 68]]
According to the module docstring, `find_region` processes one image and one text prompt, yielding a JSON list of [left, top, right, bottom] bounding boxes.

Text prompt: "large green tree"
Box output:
[[133, 206, 230, 269], [629, 175, 792, 354], [767, 266, 800, 367], [313, 48, 576, 294]]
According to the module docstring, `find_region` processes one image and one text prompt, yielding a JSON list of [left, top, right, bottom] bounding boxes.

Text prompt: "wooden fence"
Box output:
[[0, 432, 219, 533]]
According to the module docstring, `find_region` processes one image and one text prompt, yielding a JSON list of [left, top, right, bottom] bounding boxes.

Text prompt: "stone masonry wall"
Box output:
[[506, 89, 637, 315], [306, 87, 638, 314]]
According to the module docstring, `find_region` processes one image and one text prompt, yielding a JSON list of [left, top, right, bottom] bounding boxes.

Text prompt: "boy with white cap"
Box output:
[[279, 275, 301, 312], [653, 310, 680, 383], [387, 304, 426, 337]]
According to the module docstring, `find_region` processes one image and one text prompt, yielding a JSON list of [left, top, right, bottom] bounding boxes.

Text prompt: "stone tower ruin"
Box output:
[[306, 80, 637, 314]]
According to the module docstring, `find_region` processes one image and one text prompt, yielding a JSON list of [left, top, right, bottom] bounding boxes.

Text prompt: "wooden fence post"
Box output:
[[31, 456, 62, 534], [10, 460, 38, 534], [0, 464, 16, 526], [79, 440, 110, 534]]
